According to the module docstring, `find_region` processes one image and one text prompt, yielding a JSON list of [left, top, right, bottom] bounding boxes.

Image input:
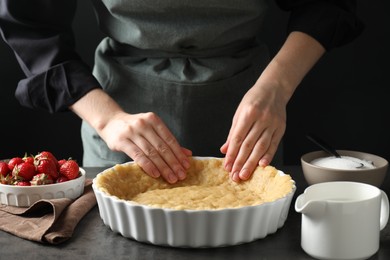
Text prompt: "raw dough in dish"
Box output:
[[95, 157, 293, 210]]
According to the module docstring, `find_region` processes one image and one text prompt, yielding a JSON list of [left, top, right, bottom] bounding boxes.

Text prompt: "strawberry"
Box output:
[[8, 157, 24, 171], [36, 158, 59, 180], [1, 174, 13, 185], [56, 175, 69, 183], [35, 151, 59, 170], [12, 162, 36, 181], [59, 160, 80, 180], [58, 159, 67, 168], [30, 173, 54, 185], [23, 154, 35, 165], [16, 181, 31, 186], [0, 161, 10, 177]]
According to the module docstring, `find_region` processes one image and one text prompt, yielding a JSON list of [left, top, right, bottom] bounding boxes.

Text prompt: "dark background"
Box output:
[[0, 0, 388, 166]]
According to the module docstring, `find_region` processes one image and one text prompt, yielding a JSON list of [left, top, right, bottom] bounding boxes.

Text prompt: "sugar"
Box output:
[[310, 156, 375, 170]]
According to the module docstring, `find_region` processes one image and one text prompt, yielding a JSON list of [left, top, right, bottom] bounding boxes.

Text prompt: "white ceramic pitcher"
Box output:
[[295, 181, 389, 260]]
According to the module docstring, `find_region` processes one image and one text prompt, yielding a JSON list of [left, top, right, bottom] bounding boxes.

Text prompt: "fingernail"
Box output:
[[168, 172, 178, 183], [177, 170, 186, 180], [225, 163, 232, 172], [182, 160, 190, 169], [239, 169, 250, 180], [259, 159, 268, 167], [152, 169, 160, 178], [232, 171, 240, 182]]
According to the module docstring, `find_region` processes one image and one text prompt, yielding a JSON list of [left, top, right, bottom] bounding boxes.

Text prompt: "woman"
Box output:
[[0, 0, 363, 183]]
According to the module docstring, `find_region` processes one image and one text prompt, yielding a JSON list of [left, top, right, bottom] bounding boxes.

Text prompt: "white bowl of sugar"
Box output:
[[301, 150, 388, 187]]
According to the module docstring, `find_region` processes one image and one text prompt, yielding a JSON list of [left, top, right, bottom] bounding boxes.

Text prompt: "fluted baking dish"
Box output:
[[92, 157, 296, 247]]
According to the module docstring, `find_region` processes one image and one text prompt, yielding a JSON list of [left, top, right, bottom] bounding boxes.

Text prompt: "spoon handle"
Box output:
[[306, 134, 341, 158]]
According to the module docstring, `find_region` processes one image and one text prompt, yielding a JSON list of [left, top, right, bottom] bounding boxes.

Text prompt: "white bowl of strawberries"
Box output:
[[0, 151, 85, 207]]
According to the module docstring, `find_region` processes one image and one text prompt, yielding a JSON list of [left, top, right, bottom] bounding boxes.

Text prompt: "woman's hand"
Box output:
[[221, 31, 325, 182], [71, 89, 192, 184], [220, 82, 286, 182], [100, 111, 192, 183]]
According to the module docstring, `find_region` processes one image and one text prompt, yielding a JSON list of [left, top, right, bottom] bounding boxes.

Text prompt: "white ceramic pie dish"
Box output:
[[92, 158, 296, 248], [0, 168, 86, 207]]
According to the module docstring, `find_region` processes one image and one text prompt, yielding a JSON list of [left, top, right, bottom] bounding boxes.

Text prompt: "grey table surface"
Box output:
[[1, 165, 389, 260]]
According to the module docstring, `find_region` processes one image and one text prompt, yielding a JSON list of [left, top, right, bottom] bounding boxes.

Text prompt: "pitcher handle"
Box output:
[[380, 191, 389, 230]]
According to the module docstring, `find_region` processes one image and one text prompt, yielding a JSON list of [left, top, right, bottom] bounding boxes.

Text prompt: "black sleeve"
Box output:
[[0, 0, 101, 113], [275, 0, 364, 51]]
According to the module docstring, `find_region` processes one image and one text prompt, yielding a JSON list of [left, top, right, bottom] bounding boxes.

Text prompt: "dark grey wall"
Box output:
[[0, 1, 102, 163], [283, 1, 390, 164], [0, 1, 388, 165]]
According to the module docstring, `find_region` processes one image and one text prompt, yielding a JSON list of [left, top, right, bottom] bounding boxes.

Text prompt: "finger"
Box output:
[[258, 127, 285, 167], [230, 171, 241, 183], [237, 130, 273, 181], [220, 141, 228, 155], [130, 135, 181, 184], [224, 119, 256, 174], [221, 112, 239, 167], [120, 138, 162, 179], [230, 125, 265, 180], [131, 113, 188, 182], [181, 147, 193, 157], [142, 132, 186, 181], [126, 113, 180, 183], [144, 130, 189, 181], [151, 115, 191, 171]]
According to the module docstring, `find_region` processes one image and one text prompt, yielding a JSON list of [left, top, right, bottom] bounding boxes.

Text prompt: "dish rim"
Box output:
[[0, 167, 86, 189], [92, 157, 296, 212]]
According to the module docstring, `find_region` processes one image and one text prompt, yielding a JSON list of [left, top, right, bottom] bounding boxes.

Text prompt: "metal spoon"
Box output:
[[306, 133, 364, 168]]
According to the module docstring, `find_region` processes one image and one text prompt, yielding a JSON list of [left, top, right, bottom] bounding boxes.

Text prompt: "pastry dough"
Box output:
[[95, 157, 293, 210]]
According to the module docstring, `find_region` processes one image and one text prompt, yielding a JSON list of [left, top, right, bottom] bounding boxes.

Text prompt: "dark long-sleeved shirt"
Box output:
[[0, 0, 364, 113]]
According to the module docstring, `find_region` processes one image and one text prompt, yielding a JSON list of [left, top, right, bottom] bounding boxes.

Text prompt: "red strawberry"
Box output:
[[35, 151, 59, 170], [30, 173, 54, 185], [59, 160, 80, 180], [8, 157, 24, 171], [1, 174, 13, 185], [23, 155, 35, 165], [16, 181, 31, 186], [12, 162, 36, 181], [58, 159, 67, 168], [56, 175, 69, 183], [36, 158, 59, 180], [0, 161, 10, 177]]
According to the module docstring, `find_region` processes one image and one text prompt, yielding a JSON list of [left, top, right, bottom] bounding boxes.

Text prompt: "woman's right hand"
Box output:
[[71, 89, 192, 184], [100, 111, 192, 183]]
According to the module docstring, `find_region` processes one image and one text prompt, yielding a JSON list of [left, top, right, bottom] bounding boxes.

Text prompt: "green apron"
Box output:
[[82, 0, 282, 166]]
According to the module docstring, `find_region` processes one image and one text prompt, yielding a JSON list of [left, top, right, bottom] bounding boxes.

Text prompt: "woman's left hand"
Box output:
[[220, 81, 286, 182], [221, 31, 326, 182]]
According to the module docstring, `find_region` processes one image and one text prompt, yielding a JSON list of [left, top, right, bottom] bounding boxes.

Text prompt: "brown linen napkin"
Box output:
[[0, 179, 96, 244]]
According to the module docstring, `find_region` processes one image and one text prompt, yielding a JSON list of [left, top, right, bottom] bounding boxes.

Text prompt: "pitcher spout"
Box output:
[[295, 194, 327, 217]]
